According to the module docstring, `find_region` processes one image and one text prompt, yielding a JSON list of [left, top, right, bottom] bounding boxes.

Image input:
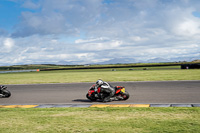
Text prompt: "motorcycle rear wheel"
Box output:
[[2, 90, 11, 98]]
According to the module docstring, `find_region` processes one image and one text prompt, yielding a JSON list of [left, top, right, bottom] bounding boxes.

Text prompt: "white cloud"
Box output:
[[75, 37, 108, 44], [129, 36, 148, 42], [1, 0, 200, 65], [76, 38, 122, 51], [22, 0, 40, 9], [4, 38, 14, 49], [174, 19, 200, 36], [1, 38, 15, 53]]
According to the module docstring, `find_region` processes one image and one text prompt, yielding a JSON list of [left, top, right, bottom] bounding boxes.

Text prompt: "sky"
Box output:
[[0, 0, 200, 66]]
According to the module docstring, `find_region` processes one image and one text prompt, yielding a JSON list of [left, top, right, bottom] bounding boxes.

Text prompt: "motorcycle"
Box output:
[[86, 84, 129, 102], [0, 86, 11, 98]]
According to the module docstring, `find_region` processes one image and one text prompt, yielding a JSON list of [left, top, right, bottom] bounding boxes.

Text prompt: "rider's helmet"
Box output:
[[96, 79, 103, 86]]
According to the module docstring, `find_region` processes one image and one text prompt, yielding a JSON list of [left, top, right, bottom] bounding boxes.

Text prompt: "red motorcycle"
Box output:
[[86, 84, 129, 101]]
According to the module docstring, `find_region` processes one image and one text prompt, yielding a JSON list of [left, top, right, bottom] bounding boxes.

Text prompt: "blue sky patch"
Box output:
[[192, 11, 200, 18]]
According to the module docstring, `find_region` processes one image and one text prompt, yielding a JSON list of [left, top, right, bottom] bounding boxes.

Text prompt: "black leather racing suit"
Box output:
[[97, 81, 115, 102]]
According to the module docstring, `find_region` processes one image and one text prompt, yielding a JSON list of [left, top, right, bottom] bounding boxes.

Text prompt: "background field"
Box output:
[[0, 61, 199, 71], [0, 62, 188, 70], [0, 67, 199, 84]]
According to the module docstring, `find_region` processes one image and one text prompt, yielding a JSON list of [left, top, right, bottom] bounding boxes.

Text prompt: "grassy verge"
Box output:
[[1, 61, 199, 70], [0, 62, 185, 70], [0, 107, 199, 133], [0, 69, 200, 84]]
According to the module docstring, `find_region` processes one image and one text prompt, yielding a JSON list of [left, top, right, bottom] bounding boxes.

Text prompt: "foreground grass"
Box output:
[[0, 107, 199, 133], [0, 69, 200, 84]]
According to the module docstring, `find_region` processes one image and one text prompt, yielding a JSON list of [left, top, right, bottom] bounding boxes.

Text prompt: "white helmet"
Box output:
[[96, 79, 103, 86]]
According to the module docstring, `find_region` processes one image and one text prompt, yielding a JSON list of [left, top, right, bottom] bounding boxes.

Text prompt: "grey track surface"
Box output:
[[0, 81, 200, 105]]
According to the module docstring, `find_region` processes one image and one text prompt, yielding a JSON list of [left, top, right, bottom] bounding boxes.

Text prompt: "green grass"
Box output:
[[1, 66, 199, 133], [0, 107, 199, 133], [0, 68, 199, 84]]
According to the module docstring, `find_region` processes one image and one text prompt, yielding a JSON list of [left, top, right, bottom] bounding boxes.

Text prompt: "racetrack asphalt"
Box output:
[[0, 81, 200, 105]]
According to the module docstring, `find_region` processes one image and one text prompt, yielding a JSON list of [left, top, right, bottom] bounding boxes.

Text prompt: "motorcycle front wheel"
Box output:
[[86, 93, 97, 101], [121, 91, 129, 100]]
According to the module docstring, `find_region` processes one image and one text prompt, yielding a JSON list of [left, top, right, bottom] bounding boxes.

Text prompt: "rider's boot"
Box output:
[[110, 97, 118, 101], [103, 96, 112, 102]]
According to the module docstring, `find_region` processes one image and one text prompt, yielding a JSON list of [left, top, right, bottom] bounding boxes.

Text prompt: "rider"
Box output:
[[95, 79, 115, 102]]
